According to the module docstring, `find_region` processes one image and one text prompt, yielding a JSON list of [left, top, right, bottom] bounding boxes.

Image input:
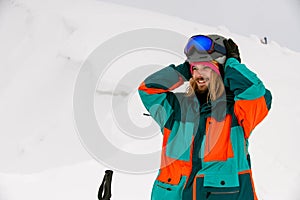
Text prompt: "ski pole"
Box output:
[[98, 170, 113, 200]]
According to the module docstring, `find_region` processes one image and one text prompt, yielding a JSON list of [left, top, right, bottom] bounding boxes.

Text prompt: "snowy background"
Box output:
[[98, 0, 300, 52], [1, 0, 300, 199]]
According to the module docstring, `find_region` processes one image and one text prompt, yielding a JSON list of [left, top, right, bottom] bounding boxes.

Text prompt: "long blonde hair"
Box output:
[[186, 71, 225, 101]]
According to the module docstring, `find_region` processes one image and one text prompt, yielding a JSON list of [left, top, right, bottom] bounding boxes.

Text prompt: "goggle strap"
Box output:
[[213, 43, 226, 55]]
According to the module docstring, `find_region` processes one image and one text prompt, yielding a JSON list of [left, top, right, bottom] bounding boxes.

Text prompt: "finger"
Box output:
[[228, 39, 238, 48], [228, 39, 235, 46], [223, 39, 229, 48]]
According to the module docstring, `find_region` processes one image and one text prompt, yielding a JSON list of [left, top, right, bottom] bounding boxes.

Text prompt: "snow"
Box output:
[[1, 0, 300, 199]]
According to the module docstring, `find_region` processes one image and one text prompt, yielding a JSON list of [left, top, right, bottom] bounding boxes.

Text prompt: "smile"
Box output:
[[197, 77, 209, 84]]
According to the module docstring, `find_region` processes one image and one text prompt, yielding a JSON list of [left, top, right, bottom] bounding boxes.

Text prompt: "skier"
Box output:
[[260, 37, 268, 44], [138, 34, 272, 199]]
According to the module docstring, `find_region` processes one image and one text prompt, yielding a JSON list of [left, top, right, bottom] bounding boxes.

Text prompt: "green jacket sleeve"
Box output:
[[224, 58, 266, 100], [224, 58, 272, 138], [138, 62, 190, 130]]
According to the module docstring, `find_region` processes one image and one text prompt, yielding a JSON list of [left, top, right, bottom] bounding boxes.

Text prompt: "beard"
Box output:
[[196, 84, 208, 94], [194, 77, 209, 94], [194, 85, 209, 104], [189, 77, 209, 94], [188, 77, 209, 103]]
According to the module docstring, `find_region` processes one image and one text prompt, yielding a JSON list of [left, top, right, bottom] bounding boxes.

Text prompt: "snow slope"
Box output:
[[1, 0, 300, 199]]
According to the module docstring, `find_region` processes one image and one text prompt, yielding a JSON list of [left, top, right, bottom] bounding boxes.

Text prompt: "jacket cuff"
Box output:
[[171, 61, 192, 81]]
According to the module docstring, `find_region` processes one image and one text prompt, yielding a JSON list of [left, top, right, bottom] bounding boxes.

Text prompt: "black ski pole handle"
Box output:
[[98, 170, 113, 200]]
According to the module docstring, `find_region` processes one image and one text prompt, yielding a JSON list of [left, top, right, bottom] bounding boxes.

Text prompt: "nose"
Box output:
[[193, 68, 204, 77]]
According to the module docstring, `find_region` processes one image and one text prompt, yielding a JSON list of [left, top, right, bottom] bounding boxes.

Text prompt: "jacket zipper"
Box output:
[[207, 121, 212, 152], [210, 190, 239, 194], [156, 184, 172, 191]]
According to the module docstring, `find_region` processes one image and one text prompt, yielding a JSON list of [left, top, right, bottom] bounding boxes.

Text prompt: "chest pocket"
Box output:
[[204, 114, 234, 162]]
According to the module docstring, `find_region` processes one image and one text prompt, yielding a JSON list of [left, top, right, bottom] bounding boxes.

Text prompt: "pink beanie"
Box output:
[[190, 61, 220, 75]]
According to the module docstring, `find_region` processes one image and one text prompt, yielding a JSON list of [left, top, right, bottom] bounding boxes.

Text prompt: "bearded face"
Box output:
[[191, 64, 213, 93]]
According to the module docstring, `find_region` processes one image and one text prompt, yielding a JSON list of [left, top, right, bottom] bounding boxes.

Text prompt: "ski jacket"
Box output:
[[138, 58, 272, 200]]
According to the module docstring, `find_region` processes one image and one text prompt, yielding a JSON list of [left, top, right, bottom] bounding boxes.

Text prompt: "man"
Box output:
[[138, 34, 272, 199]]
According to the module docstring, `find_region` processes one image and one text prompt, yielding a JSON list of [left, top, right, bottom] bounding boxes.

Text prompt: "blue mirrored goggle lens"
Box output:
[[184, 35, 213, 54]]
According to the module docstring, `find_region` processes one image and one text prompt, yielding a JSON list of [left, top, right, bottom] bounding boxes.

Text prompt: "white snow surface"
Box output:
[[1, 0, 300, 199]]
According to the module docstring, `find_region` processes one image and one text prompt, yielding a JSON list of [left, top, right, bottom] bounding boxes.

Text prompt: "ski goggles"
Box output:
[[184, 35, 226, 56]]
